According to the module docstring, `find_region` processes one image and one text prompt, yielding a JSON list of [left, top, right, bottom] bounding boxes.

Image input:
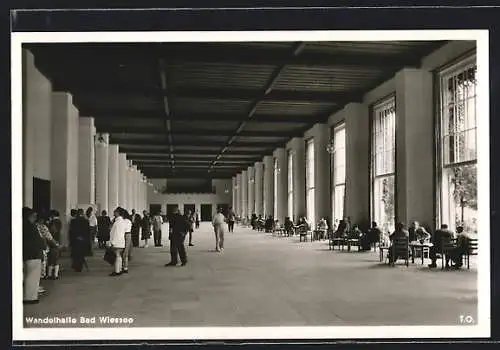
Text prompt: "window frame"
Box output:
[[287, 149, 294, 221], [273, 157, 279, 219], [370, 94, 397, 233], [305, 137, 316, 227], [436, 54, 477, 231], [331, 122, 346, 226]]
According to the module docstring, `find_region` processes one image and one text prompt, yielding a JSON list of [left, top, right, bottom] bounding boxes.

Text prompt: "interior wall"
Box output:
[[147, 179, 232, 217], [23, 49, 53, 207], [321, 40, 477, 228]]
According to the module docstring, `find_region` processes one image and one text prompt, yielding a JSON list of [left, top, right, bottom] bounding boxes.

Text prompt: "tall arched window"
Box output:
[[306, 138, 316, 227], [371, 96, 396, 234], [332, 123, 346, 228], [438, 56, 477, 234], [262, 163, 266, 215], [287, 150, 294, 221]]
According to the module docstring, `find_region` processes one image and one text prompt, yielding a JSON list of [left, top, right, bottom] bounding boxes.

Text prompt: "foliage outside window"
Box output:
[[332, 124, 346, 228], [439, 57, 477, 234]]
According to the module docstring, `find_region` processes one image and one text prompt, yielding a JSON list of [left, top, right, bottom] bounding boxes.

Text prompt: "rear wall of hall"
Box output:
[[147, 179, 232, 218]]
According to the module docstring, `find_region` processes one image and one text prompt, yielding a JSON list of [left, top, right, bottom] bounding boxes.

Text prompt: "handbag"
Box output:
[[103, 248, 116, 265]]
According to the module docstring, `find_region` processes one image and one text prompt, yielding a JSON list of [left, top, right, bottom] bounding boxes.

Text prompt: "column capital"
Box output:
[[95, 133, 110, 147], [79, 116, 95, 128]]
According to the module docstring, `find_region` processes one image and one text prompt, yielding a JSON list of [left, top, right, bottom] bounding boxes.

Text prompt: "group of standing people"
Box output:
[[23, 207, 63, 304]]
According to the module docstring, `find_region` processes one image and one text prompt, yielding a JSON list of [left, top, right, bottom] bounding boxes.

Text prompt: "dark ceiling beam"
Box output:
[[210, 42, 307, 171], [129, 156, 260, 163], [158, 57, 175, 171], [87, 110, 320, 124], [113, 139, 279, 148], [101, 126, 298, 138], [124, 150, 259, 157], [163, 49, 425, 68], [133, 158, 254, 165], [56, 85, 354, 104], [32, 45, 431, 69], [145, 172, 233, 180]]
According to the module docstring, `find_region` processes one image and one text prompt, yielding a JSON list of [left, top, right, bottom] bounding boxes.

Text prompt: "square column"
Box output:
[[273, 148, 288, 224], [50, 92, 79, 246], [126, 161, 133, 211], [247, 166, 255, 217], [132, 165, 139, 212], [345, 102, 370, 226], [118, 153, 128, 208], [95, 133, 109, 214], [236, 173, 242, 218], [395, 68, 434, 228], [254, 162, 263, 216], [263, 156, 274, 217], [141, 173, 147, 212], [287, 138, 305, 221], [108, 144, 119, 212], [241, 170, 248, 220], [231, 177, 235, 210], [22, 49, 53, 208], [78, 117, 96, 205]]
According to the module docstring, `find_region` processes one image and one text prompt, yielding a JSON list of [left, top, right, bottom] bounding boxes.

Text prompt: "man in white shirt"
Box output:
[[212, 208, 226, 252]]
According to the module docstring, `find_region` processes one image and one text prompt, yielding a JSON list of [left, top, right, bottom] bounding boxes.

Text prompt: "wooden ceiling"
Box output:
[[26, 40, 448, 178]]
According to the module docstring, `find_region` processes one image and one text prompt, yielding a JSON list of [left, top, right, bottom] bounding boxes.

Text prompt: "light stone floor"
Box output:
[[23, 223, 477, 327]]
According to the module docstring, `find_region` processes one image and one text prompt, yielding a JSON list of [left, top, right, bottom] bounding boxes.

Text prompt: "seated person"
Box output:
[[316, 217, 328, 239], [284, 217, 294, 236], [333, 220, 348, 238], [449, 226, 470, 269], [354, 225, 372, 251], [368, 221, 382, 245], [409, 221, 431, 242], [348, 224, 363, 239], [264, 216, 274, 233], [257, 215, 265, 231], [388, 222, 410, 264], [428, 224, 455, 268], [251, 214, 258, 230]]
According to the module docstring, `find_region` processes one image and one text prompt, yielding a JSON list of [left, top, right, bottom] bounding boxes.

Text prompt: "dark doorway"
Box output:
[[217, 204, 230, 217], [33, 177, 51, 216], [149, 204, 162, 215], [200, 204, 212, 221], [184, 204, 195, 215], [166, 204, 179, 220]]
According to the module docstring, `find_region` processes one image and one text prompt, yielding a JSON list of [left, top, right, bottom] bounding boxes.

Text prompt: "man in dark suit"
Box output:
[[165, 208, 189, 267], [388, 222, 410, 264], [69, 209, 90, 272], [428, 224, 455, 268]]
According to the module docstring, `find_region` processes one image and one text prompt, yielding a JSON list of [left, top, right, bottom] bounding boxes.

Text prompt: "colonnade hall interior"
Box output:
[[21, 39, 479, 327]]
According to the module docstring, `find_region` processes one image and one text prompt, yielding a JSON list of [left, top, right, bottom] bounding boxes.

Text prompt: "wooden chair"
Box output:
[[389, 236, 409, 267], [440, 238, 457, 269], [464, 238, 478, 269], [298, 227, 312, 242], [329, 233, 345, 250], [379, 243, 390, 262]]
